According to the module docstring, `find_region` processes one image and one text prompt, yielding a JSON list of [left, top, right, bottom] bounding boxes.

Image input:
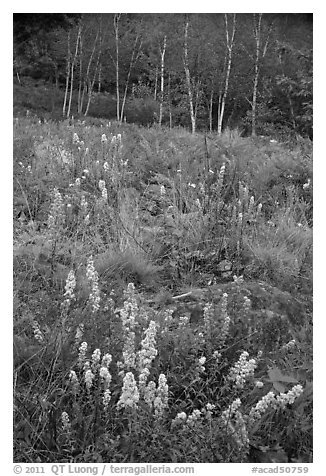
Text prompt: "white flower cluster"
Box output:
[[120, 283, 138, 328], [171, 411, 188, 427], [172, 403, 215, 429], [69, 370, 80, 394], [248, 384, 304, 424], [138, 321, 158, 389], [249, 390, 277, 422], [233, 275, 244, 284], [103, 388, 111, 408], [248, 195, 255, 216], [117, 372, 140, 410], [31, 320, 44, 343], [70, 342, 115, 412], [281, 339, 296, 352], [85, 369, 95, 390], [91, 348, 101, 372], [239, 182, 249, 206], [47, 187, 65, 234], [80, 195, 88, 216], [276, 384, 303, 409], [220, 396, 250, 452], [220, 399, 250, 451], [220, 293, 229, 320], [178, 315, 190, 329], [232, 411, 250, 451], [153, 374, 169, 418], [86, 256, 101, 313], [221, 398, 242, 421], [217, 163, 226, 191], [61, 411, 71, 432], [64, 270, 76, 301], [111, 133, 122, 146], [217, 293, 231, 347], [138, 368, 150, 393], [160, 309, 174, 334], [228, 351, 257, 389], [171, 409, 200, 428], [187, 409, 202, 426], [204, 403, 216, 419], [197, 356, 206, 373], [122, 333, 136, 372], [256, 203, 263, 217], [243, 296, 251, 313], [203, 302, 214, 330], [75, 324, 84, 346], [99, 364, 112, 408], [102, 353, 112, 368], [118, 283, 139, 372], [143, 380, 156, 409], [78, 342, 88, 367], [213, 350, 222, 362], [98, 179, 108, 200]]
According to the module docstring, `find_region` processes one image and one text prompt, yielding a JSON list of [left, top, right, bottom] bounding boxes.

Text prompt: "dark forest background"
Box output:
[[13, 13, 312, 139]]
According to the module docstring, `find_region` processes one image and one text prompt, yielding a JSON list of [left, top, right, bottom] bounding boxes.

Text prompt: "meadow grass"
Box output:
[[13, 113, 312, 463]]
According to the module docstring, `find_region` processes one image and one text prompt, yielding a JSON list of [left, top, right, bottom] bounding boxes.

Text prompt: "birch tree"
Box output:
[[158, 35, 167, 126], [77, 28, 83, 114], [119, 29, 143, 123], [78, 26, 98, 114], [113, 13, 121, 122], [65, 24, 82, 118], [217, 14, 236, 134], [84, 28, 103, 116], [62, 31, 71, 116], [251, 13, 273, 136], [183, 17, 196, 133]]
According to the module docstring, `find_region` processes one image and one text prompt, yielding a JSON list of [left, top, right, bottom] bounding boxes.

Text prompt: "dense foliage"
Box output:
[[13, 112, 312, 463], [13, 13, 312, 138]]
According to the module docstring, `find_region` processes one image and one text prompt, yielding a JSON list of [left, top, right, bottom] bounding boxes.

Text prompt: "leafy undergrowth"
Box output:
[[13, 114, 313, 463]]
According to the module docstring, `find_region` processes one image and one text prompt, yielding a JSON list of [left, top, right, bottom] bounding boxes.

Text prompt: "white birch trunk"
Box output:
[[252, 13, 262, 136], [80, 28, 99, 115], [98, 63, 102, 93], [154, 66, 158, 101], [168, 72, 173, 129], [209, 87, 214, 132], [183, 19, 196, 134], [159, 35, 167, 126], [77, 33, 83, 114], [217, 13, 236, 135], [114, 14, 121, 122], [67, 25, 82, 118], [120, 34, 142, 123], [63, 31, 71, 116], [251, 13, 272, 136]]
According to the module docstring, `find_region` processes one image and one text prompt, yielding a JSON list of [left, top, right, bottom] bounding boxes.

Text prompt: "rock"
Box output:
[[148, 279, 309, 351]]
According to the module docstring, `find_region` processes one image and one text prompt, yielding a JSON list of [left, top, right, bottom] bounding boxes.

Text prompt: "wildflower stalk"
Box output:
[[86, 256, 101, 313], [227, 351, 258, 389], [138, 320, 158, 392], [117, 372, 140, 411], [118, 283, 138, 374]]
